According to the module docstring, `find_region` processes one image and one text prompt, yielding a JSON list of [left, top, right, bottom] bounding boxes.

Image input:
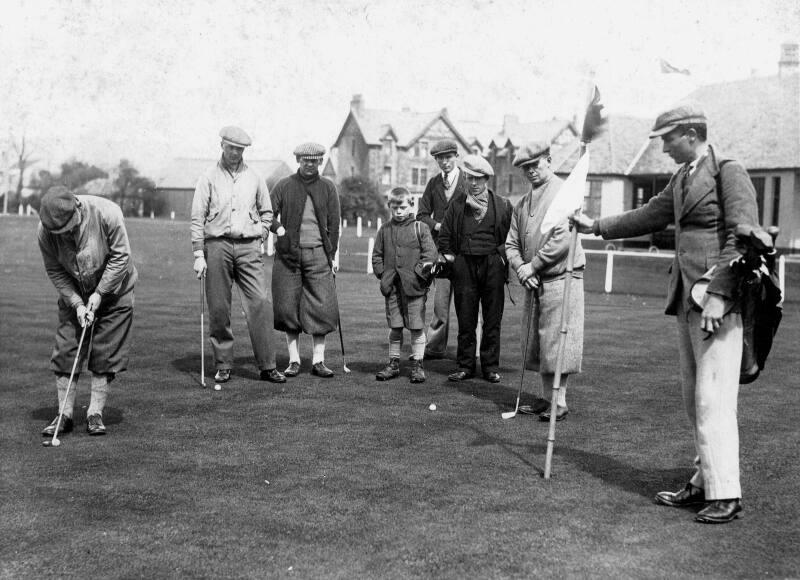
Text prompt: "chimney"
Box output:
[[351, 94, 364, 116], [779, 43, 799, 77]]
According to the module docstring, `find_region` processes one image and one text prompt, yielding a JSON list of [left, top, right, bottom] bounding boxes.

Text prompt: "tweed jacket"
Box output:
[[270, 172, 341, 269], [372, 217, 437, 298], [437, 189, 513, 260], [416, 170, 468, 243], [596, 145, 759, 315]]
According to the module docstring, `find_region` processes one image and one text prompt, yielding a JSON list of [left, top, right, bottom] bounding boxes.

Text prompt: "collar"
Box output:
[[688, 143, 709, 175], [443, 167, 460, 183]]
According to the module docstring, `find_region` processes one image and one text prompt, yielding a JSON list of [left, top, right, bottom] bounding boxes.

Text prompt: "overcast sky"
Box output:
[[1, 0, 797, 178]]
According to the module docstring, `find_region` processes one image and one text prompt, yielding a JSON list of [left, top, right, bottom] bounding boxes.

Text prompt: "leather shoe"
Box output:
[[539, 406, 569, 422], [260, 368, 286, 383], [214, 369, 231, 383], [42, 415, 73, 436], [311, 362, 334, 378], [654, 483, 706, 508], [519, 399, 550, 415], [448, 369, 474, 382], [695, 499, 742, 524], [86, 413, 106, 436], [483, 371, 501, 383], [284, 362, 300, 377]]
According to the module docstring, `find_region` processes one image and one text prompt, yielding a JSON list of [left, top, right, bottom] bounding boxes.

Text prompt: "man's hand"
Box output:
[[193, 256, 207, 279], [276, 226, 286, 237], [523, 275, 540, 291], [434, 223, 441, 232], [443, 253, 455, 263], [331, 262, 339, 275], [86, 292, 101, 324], [570, 212, 596, 235], [516, 263, 534, 284], [420, 261, 435, 276], [700, 294, 730, 334], [76, 304, 92, 327]]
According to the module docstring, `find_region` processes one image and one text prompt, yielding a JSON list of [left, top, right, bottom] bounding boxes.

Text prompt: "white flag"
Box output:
[[540, 151, 590, 234]]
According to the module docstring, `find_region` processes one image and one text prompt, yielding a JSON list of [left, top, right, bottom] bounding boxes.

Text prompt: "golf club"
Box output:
[[43, 320, 91, 448], [200, 274, 206, 388], [332, 273, 351, 373], [502, 292, 536, 419]]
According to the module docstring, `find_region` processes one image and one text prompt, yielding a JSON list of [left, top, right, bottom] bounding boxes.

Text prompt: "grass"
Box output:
[[1, 214, 798, 579]]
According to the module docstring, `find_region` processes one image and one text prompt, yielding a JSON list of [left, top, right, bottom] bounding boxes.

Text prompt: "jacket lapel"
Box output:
[[680, 149, 719, 220]]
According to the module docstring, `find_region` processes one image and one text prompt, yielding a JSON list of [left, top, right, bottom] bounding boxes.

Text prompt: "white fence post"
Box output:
[[604, 251, 614, 293], [778, 254, 786, 302], [367, 237, 375, 274], [343, 218, 347, 229], [356, 216, 362, 238]]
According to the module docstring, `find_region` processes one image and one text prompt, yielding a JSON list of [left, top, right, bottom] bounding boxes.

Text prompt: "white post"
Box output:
[[778, 254, 786, 303], [343, 218, 347, 229], [18, 204, 23, 215], [356, 216, 362, 238], [376, 217, 382, 231], [150, 211, 155, 219], [367, 220, 371, 228], [267, 232, 275, 256], [170, 211, 175, 221], [367, 237, 375, 274], [604, 251, 614, 293]]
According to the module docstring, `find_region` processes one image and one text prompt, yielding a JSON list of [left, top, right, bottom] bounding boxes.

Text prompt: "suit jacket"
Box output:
[[416, 171, 468, 243], [438, 189, 513, 260], [596, 145, 759, 315], [372, 218, 437, 298]]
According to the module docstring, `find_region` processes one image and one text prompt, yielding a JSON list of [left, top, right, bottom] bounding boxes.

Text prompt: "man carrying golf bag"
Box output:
[[38, 186, 137, 437]]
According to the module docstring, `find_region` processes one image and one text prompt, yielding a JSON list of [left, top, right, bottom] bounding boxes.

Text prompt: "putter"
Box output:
[[332, 273, 351, 373], [43, 321, 91, 448], [200, 274, 206, 388], [502, 286, 536, 420]]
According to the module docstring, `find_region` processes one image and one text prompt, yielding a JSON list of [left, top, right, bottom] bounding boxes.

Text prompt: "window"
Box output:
[[411, 167, 428, 186], [772, 176, 781, 227], [350, 166, 355, 177], [419, 168, 427, 185], [382, 166, 392, 185], [383, 139, 393, 155], [413, 144, 420, 158], [583, 180, 602, 216], [411, 168, 419, 185], [351, 138, 355, 156], [508, 174, 513, 194], [420, 141, 428, 157], [751, 176, 765, 224]]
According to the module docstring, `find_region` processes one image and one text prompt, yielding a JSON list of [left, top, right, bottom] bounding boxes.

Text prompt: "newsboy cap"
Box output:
[[293, 142, 326, 159], [513, 141, 550, 167], [40, 186, 80, 234], [462, 154, 494, 178], [430, 139, 458, 157], [649, 104, 707, 138], [219, 126, 252, 147]]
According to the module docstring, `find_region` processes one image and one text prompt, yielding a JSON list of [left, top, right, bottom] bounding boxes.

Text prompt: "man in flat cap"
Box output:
[[438, 154, 512, 383], [269, 142, 341, 378], [191, 126, 285, 385], [416, 139, 467, 360], [38, 185, 137, 437], [506, 141, 585, 421], [573, 104, 759, 524]]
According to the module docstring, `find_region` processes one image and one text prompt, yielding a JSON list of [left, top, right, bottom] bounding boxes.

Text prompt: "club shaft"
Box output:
[[52, 323, 89, 444]]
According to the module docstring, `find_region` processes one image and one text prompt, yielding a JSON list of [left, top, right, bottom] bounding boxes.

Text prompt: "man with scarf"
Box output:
[[438, 155, 513, 383], [505, 142, 585, 421], [270, 143, 341, 378], [192, 126, 285, 385]]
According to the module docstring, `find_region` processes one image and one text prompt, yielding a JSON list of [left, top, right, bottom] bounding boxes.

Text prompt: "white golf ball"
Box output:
[[429, 403, 437, 411], [52, 439, 61, 447], [214, 384, 222, 391]]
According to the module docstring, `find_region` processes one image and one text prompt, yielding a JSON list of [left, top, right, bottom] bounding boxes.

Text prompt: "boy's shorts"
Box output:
[[385, 290, 427, 330]]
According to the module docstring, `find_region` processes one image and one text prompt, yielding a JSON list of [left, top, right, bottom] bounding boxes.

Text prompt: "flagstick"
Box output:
[[543, 142, 585, 480]]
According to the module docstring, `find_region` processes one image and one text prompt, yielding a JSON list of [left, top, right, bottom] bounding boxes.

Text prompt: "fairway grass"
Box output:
[[1, 215, 798, 579]]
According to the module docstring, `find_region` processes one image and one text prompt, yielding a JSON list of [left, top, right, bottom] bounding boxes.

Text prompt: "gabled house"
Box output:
[[155, 158, 292, 220]]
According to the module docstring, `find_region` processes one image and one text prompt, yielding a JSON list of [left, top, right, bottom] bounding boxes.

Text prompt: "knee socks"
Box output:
[[388, 328, 403, 359], [410, 329, 425, 361], [312, 335, 326, 364], [56, 374, 77, 418], [87, 373, 110, 417], [286, 332, 300, 364]]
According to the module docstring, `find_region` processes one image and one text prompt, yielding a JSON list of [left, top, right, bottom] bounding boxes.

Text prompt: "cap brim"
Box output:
[[221, 138, 249, 147], [432, 150, 457, 158], [46, 210, 80, 234], [514, 155, 544, 168], [462, 167, 487, 177], [649, 124, 679, 138]]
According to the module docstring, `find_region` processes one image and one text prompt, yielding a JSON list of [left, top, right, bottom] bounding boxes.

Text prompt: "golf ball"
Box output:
[[429, 403, 437, 411], [214, 384, 222, 391]]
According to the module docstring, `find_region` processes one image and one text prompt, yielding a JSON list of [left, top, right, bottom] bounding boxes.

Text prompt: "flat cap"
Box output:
[[649, 104, 707, 138], [513, 141, 550, 167], [430, 139, 458, 157], [462, 154, 494, 178], [40, 186, 80, 234], [293, 142, 326, 159], [219, 126, 252, 147]]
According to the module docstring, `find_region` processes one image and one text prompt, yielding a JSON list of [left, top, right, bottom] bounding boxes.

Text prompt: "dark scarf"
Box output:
[[465, 188, 489, 222], [297, 169, 320, 186]]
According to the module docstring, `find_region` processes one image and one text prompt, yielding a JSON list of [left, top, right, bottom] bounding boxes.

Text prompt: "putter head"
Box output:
[[42, 438, 60, 447], [501, 411, 517, 420]]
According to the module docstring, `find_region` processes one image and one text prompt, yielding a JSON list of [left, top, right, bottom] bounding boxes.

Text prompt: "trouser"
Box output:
[[425, 278, 452, 356], [205, 238, 277, 370], [451, 253, 505, 373], [272, 246, 338, 335], [676, 296, 743, 500]]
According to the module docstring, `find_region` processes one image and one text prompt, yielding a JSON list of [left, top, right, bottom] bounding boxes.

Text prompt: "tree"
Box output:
[[4, 133, 37, 214], [338, 177, 386, 223], [113, 159, 157, 217]]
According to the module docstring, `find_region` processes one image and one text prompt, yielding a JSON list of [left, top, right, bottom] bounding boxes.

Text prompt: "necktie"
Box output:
[[678, 164, 690, 205], [442, 172, 449, 189]]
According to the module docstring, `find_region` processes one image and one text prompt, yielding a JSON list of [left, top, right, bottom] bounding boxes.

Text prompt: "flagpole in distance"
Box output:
[[544, 86, 604, 479]]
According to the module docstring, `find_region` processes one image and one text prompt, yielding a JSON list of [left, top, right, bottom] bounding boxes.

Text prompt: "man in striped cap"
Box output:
[[270, 142, 341, 378]]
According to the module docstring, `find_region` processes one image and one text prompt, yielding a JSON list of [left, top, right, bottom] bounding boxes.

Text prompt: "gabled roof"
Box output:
[[457, 120, 498, 151], [156, 158, 292, 189], [490, 118, 577, 150], [553, 115, 656, 175], [632, 73, 800, 174]]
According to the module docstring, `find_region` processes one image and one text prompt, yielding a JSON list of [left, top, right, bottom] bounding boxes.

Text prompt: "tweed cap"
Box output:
[[513, 141, 551, 167], [430, 139, 458, 157], [462, 154, 494, 178], [219, 126, 252, 147], [649, 104, 707, 138], [293, 142, 326, 159], [40, 186, 80, 234]]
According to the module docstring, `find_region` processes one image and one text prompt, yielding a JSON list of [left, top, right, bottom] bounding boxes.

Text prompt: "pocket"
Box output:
[[207, 210, 220, 223], [248, 210, 260, 224]]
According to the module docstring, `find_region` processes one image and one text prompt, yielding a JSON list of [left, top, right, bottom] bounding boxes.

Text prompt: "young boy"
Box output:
[[372, 188, 438, 383]]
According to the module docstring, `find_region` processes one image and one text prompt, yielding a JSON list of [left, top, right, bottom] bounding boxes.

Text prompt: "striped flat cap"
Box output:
[[513, 141, 550, 167], [219, 126, 252, 147], [430, 139, 458, 157], [293, 142, 326, 158], [649, 104, 707, 138]]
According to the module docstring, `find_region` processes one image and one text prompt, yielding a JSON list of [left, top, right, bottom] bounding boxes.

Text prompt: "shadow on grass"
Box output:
[[171, 354, 264, 382], [30, 405, 125, 426]]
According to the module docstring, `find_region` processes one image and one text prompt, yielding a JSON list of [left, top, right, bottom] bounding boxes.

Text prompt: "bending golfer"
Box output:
[[38, 186, 137, 437], [438, 155, 512, 384], [505, 142, 585, 422], [372, 188, 437, 383], [191, 126, 285, 385], [572, 105, 759, 524], [270, 143, 341, 378]]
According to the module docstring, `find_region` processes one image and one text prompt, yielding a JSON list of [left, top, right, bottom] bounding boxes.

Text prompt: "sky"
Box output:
[[0, 0, 797, 180]]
